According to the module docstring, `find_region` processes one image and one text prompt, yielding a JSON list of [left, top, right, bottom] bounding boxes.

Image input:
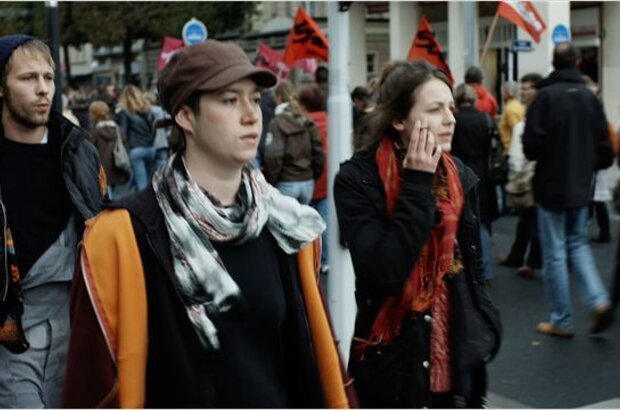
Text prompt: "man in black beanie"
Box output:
[[0, 34, 104, 407]]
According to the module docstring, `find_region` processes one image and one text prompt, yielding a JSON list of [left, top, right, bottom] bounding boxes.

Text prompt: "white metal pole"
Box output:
[[326, 1, 356, 363]]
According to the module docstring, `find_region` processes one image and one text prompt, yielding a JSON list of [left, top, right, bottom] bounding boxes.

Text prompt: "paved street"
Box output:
[[486, 202, 620, 408]]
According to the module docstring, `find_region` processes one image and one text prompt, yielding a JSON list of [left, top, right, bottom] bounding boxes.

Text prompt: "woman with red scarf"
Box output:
[[334, 60, 502, 408]]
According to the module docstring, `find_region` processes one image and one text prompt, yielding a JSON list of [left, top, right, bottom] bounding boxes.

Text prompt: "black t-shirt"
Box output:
[[209, 228, 289, 408], [0, 134, 73, 275]]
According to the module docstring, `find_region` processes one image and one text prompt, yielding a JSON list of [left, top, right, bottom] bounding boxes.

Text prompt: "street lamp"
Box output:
[[46, 1, 62, 112]]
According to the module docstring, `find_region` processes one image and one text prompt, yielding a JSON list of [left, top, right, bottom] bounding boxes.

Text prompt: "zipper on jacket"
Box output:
[[0, 196, 8, 302]]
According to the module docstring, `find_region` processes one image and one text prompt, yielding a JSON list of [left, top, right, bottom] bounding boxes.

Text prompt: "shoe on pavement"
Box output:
[[590, 303, 613, 334], [517, 266, 537, 279], [536, 321, 575, 338], [592, 234, 611, 243], [497, 255, 522, 267]]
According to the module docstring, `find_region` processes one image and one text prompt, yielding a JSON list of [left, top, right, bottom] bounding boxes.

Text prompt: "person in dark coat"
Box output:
[[88, 100, 130, 199], [117, 85, 156, 192], [334, 60, 501, 408], [523, 42, 614, 337], [0, 34, 104, 408], [451, 83, 498, 282]]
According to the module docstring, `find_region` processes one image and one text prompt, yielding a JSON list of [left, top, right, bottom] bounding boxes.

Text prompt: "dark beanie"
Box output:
[[0, 34, 35, 76]]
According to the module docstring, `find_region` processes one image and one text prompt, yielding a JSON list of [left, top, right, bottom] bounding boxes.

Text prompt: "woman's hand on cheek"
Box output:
[[403, 119, 442, 173]]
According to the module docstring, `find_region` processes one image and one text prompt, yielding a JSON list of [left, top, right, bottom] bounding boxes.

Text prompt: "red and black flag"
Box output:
[[407, 17, 454, 86], [282, 7, 329, 66]]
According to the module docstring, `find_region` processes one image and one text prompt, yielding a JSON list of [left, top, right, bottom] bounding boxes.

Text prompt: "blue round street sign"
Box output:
[[551, 24, 571, 45], [182, 18, 208, 46]]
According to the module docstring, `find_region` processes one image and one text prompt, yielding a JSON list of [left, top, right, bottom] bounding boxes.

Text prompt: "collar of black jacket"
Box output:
[[0, 107, 76, 153], [537, 68, 584, 89], [105, 186, 163, 236]]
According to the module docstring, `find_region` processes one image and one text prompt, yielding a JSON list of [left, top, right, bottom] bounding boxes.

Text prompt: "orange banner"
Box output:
[[282, 7, 329, 66], [407, 17, 454, 86]]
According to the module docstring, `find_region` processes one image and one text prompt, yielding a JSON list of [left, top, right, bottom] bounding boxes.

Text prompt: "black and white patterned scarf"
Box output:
[[152, 153, 325, 349]]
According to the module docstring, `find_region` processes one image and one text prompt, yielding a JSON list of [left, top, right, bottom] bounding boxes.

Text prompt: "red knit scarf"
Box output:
[[369, 137, 464, 345]]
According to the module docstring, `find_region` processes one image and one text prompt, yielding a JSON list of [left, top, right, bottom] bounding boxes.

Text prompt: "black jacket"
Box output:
[[523, 68, 613, 209], [71, 187, 326, 408], [0, 111, 104, 327], [118, 110, 154, 149], [452, 106, 499, 226], [334, 150, 501, 408]]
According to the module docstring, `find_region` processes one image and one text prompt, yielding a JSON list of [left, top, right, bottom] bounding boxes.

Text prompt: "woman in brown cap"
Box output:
[[63, 40, 353, 408]]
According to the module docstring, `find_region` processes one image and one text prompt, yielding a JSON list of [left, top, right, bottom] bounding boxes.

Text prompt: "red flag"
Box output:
[[497, 1, 546, 43], [282, 7, 329, 66], [407, 17, 454, 85], [157, 37, 185, 72], [255, 41, 290, 79]]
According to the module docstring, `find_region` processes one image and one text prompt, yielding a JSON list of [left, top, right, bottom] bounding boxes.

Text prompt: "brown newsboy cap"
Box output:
[[158, 40, 277, 117]]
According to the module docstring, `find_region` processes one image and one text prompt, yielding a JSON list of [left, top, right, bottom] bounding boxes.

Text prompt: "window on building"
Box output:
[[367, 52, 379, 78]]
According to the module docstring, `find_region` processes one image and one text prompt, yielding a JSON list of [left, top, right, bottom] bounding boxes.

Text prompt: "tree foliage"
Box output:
[[0, 2, 257, 84], [0, 2, 45, 38], [68, 2, 257, 47]]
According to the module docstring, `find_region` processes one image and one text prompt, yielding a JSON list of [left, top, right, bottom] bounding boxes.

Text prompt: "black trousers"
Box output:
[[590, 201, 611, 238], [506, 206, 542, 268]]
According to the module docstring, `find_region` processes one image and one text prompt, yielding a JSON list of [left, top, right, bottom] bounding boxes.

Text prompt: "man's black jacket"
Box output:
[[523, 68, 613, 209]]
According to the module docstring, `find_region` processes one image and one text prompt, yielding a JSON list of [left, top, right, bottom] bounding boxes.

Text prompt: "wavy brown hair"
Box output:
[[274, 80, 302, 116], [118, 84, 151, 114], [354, 60, 452, 154]]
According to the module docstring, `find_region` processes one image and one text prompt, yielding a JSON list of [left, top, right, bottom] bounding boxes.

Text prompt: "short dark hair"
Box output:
[[351, 86, 369, 102], [552, 43, 579, 70], [454, 83, 477, 108], [520, 72, 543, 87], [315, 66, 328, 84], [298, 84, 325, 112], [464, 66, 483, 84]]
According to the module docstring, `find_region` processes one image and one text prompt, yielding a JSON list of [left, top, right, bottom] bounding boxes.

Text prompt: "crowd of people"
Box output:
[[0, 32, 618, 409]]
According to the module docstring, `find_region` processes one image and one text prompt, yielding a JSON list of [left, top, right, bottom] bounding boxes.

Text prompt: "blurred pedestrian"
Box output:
[[523, 43, 614, 337], [144, 91, 171, 171], [499, 73, 544, 279], [88, 100, 130, 200], [61, 93, 80, 126], [63, 39, 351, 408], [97, 82, 118, 112], [255, 87, 276, 168], [298, 83, 329, 276], [583, 76, 619, 244], [0, 34, 104, 408], [451, 83, 498, 283], [498, 81, 524, 155], [117, 85, 156, 191], [262, 80, 324, 205], [351, 86, 375, 128], [464, 66, 498, 118], [335, 60, 501, 408], [315, 65, 328, 106]]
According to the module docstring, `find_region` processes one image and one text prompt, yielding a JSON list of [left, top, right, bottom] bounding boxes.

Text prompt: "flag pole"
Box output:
[[480, 11, 500, 66]]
